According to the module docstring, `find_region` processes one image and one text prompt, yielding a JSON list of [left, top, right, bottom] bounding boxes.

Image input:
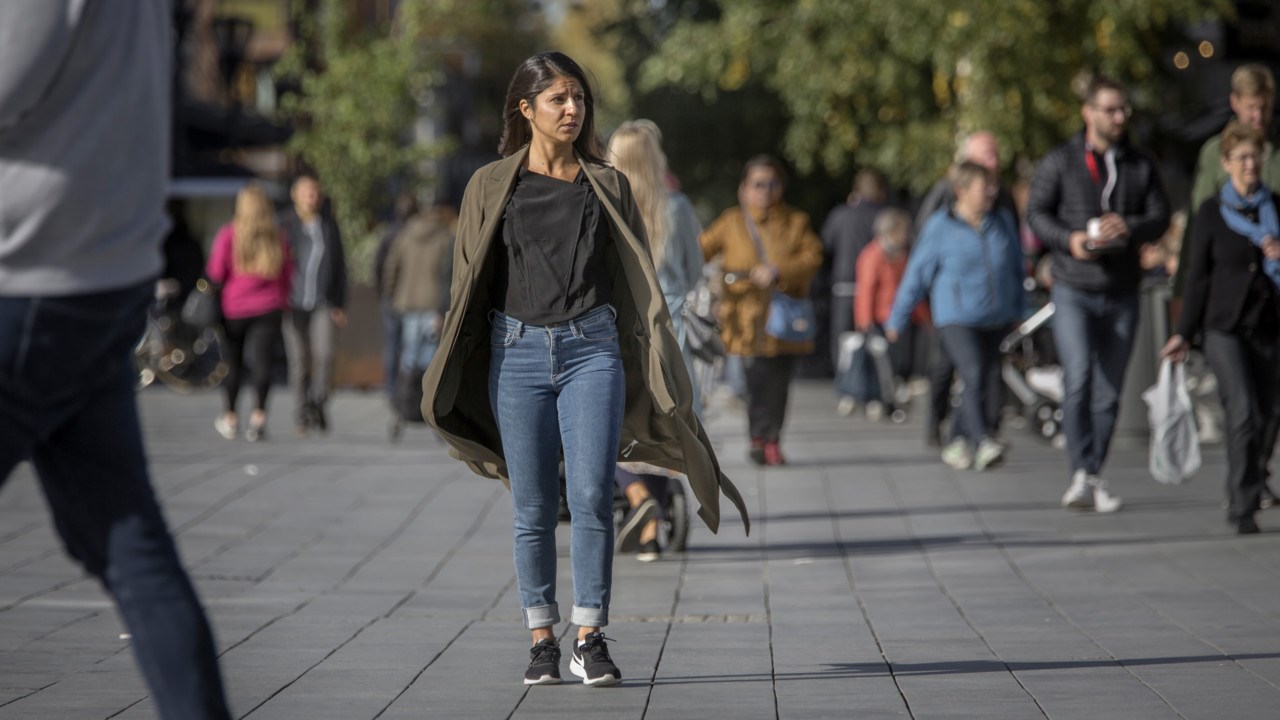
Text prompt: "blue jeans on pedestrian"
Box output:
[[381, 299, 402, 399], [488, 305, 626, 630], [0, 282, 231, 720], [1050, 283, 1139, 476], [399, 310, 441, 373], [937, 325, 1005, 444]]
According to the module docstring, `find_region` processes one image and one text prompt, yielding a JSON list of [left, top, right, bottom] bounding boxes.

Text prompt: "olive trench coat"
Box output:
[[421, 147, 749, 535]]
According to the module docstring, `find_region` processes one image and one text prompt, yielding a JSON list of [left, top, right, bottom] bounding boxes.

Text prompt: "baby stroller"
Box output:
[[999, 300, 1065, 444], [835, 330, 909, 423], [556, 465, 692, 553]]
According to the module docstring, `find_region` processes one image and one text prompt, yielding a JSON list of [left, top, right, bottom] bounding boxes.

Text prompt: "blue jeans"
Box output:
[[0, 283, 230, 720], [381, 299, 402, 399], [937, 325, 1005, 444], [488, 305, 625, 629], [399, 310, 441, 372], [1050, 284, 1139, 476]]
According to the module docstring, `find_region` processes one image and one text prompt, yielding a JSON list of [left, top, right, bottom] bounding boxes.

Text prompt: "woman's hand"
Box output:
[[1160, 334, 1189, 364], [884, 328, 900, 343], [1263, 235, 1280, 260], [750, 263, 779, 289]]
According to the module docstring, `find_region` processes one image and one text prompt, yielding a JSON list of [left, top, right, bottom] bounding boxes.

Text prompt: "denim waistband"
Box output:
[[489, 304, 616, 334]]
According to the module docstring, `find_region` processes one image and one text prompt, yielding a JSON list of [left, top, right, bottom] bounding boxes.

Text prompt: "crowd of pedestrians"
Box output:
[[4, 4, 1278, 707]]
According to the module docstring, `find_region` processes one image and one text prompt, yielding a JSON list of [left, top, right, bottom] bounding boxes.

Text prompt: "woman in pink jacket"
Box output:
[[207, 184, 293, 441]]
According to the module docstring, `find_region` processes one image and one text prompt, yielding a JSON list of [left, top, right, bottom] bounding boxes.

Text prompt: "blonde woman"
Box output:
[[607, 121, 705, 560], [206, 184, 293, 441]]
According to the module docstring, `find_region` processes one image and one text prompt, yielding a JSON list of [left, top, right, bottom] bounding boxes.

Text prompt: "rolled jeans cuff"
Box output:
[[571, 605, 608, 628], [522, 603, 560, 630]]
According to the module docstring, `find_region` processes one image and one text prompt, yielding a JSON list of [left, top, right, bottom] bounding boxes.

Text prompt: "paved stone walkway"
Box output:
[[2, 382, 1279, 719]]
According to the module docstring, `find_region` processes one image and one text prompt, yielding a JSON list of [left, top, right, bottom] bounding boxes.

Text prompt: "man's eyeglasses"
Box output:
[[749, 180, 780, 191], [1090, 103, 1132, 118]]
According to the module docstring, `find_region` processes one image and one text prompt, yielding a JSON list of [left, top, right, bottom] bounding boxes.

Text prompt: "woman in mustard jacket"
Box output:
[[421, 52, 748, 689], [701, 156, 824, 466]]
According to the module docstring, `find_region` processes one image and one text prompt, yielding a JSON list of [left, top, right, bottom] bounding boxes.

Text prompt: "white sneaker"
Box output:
[[1089, 476, 1123, 513], [973, 438, 1006, 471], [837, 396, 857, 417], [941, 439, 973, 470], [865, 401, 885, 422], [1062, 470, 1092, 509], [214, 415, 237, 441]]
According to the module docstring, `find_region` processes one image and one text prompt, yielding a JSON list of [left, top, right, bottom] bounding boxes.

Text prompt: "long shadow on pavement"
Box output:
[[650, 652, 1280, 685]]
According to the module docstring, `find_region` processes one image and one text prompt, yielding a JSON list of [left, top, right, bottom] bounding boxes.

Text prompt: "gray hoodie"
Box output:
[[0, 0, 170, 296]]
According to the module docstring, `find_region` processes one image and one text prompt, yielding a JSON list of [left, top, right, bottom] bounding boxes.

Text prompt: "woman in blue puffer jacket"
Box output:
[[886, 161, 1026, 471]]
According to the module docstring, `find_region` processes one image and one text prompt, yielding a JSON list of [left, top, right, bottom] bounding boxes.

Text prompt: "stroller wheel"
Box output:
[[664, 481, 691, 553], [890, 409, 908, 424]]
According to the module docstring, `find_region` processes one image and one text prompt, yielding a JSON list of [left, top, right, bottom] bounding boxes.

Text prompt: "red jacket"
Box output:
[[854, 240, 929, 329]]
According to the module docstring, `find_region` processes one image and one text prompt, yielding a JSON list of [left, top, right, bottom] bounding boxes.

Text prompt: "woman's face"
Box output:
[[521, 75, 585, 147], [956, 175, 995, 215], [1222, 141, 1263, 193], [741, 167, 783, 211]]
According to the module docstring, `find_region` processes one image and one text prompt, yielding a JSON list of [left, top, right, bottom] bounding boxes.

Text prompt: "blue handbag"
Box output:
[[744, 211, 817, 343]]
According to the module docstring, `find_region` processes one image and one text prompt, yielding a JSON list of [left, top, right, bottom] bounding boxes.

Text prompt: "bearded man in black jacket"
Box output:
[[1027, 76, 1170, 514]]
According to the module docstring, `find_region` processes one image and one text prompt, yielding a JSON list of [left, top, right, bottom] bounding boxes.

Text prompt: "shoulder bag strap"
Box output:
[[742, 210, 769, 264]]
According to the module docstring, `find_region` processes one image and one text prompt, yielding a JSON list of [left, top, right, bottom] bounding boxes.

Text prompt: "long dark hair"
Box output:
[[498, 51, 605, 163]]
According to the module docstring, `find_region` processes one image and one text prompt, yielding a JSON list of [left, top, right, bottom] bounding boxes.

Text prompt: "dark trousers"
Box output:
[[1051, 284, 1139, 476], [927, 326, 1003, 438], [1203, 330, 1278, 521], [0, 283, 230, 720], [830, 289, 854, 368], [283, 305, 336, 424], [937, 325, 1005, 443], [1259, 380, 1280, 489], [614, 467, 670, 519], [221, 310, 282, 414], [744, 355, 797, 442]]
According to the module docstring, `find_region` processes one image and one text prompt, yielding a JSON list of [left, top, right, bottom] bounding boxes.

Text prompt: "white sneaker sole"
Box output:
[[1062, 493, 1093, 510], [1093, 495, 1123, 513], [523, 674, 562, 686], [570, 655, 621, 686]]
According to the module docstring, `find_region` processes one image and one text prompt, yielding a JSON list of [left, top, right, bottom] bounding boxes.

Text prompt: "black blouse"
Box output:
[[491, 167, 613, 326], [1178, 194, 1280, 340]]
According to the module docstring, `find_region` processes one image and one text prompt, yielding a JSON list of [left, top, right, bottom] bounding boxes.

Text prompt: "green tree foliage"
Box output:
[[275, 0, 544, 281], [639, 0, 1231, 194]]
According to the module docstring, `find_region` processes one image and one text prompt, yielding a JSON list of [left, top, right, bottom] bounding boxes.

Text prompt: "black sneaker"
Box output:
[[636, 539, 661, 563], [311, 402, 329, 433], [524, 639, 562, 685], [617, 498, 659, 554], [570, 632, 621, 686]]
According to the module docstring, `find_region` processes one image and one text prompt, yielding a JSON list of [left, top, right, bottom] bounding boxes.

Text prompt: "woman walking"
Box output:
[[1162, 121, 1280, 535], [207, 184, 291, 441], [885, 162, 1025, 471], [606, 120, 706, 561], [700, 156, 823, 466], [422, 52, 748, 687]]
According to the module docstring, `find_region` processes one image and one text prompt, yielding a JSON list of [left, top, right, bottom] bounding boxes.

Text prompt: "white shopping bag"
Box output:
[[1142, 359, 1201, 485]]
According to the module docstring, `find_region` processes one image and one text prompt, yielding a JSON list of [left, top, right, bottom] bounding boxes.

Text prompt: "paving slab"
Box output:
[[2, 382, 1280, 718]]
